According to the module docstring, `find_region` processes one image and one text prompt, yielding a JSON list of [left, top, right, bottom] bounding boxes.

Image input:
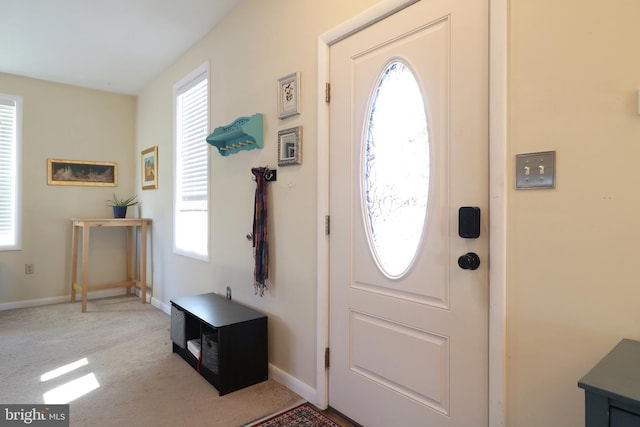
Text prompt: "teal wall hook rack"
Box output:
[[206, 113, 263, 156]]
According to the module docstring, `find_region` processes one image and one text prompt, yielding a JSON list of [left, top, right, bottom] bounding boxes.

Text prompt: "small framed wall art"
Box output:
[[277, 126, 302, 166], [277, 72, 300, 119], [141, 146, 158, 190], [47, 159, 117, 186]]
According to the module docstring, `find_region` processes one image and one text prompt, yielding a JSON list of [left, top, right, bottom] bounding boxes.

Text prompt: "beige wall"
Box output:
[[508, 0, 640, 425], [136, 0, 379, 392], [0, 73, 137, 305]]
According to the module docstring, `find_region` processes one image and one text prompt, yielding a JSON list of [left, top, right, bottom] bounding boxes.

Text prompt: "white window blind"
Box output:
[[174, 65, 209, 260], [177, 77, 208, 202], [0, 95, 20, 250]]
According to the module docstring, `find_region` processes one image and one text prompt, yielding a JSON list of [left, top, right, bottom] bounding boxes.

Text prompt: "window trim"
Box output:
[[172, 63, 210, 261], [0, 93, 22, 251]]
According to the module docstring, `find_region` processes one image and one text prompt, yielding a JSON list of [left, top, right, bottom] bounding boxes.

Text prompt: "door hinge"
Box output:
[[325, 215, 330, 235], [325, 82, 331, 103], [325, 347, 330, 368]]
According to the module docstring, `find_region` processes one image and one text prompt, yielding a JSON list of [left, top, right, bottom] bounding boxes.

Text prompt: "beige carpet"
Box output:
[[0, 296, 302, 426]]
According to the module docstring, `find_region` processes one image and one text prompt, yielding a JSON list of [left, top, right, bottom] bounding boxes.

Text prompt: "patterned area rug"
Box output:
[[248, 402, 340, 427]]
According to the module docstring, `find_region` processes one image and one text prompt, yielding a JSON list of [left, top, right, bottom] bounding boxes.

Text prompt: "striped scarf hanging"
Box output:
[[251, 167, 269, 296]]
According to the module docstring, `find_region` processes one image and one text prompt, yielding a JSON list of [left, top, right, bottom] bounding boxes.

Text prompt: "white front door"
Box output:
[[328, 1, 488, 426]]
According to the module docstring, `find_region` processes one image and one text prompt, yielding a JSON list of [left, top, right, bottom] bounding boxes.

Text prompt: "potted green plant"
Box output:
[[105, 193, 138, 218]]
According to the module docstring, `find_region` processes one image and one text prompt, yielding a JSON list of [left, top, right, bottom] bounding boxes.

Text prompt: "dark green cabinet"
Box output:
[[579, 339, 640, 427]]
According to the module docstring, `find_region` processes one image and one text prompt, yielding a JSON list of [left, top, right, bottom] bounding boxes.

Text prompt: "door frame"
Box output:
[[315, 1, 508, 426]]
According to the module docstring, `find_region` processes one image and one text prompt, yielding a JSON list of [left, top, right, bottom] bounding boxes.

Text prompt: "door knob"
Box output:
[[458, 252, 480, 270]]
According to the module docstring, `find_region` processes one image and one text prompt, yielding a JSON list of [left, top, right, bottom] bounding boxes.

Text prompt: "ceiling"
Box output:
[[0, 0, 245, 95]]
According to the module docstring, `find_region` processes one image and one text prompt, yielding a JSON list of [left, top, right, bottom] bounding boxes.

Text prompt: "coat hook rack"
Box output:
[[206, 114, 263, 156]]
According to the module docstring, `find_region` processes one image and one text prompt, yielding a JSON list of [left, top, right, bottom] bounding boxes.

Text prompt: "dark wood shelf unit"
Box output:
[[170, 292, 268, 396]]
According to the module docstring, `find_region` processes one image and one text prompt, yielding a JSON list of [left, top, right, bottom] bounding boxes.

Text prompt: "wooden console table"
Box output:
[[71, 218, 151, 312]]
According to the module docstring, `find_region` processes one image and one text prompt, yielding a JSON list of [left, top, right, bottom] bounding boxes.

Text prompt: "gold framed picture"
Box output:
[[141, 146, 158, 190], [47, 159, 117, 186]]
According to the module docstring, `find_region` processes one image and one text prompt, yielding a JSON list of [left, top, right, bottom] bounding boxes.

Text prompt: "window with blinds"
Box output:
[[0, 94, 21, 251], [174, 65, 209, 260]]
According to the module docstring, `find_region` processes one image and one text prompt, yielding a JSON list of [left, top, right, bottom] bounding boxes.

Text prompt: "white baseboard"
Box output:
[[152, 297, 170, 315], [269, 363, 317, 405], [0, 295, 69, 311], [0, 288, 129, 311]]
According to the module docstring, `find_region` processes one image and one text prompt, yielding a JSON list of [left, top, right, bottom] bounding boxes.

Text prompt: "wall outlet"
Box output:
[[25, 264, 34, 275], [226, 286, 232, 300]]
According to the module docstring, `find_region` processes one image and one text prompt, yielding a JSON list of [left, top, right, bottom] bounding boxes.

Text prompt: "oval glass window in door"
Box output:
[[362, 60, 430, 278]]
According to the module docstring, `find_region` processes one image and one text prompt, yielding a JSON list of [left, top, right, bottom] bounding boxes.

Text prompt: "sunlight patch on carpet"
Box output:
[[41, 358, 89, 382], [43, 373, 100, 404]]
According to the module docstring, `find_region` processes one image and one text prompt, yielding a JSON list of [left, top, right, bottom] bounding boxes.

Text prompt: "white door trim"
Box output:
[[315, 1, 507, 426], [488, 1, 508, 426]]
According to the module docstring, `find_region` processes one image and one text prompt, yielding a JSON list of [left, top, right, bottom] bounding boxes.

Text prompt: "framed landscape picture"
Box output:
[[141, 146, 158, 190], [47, 159, 117, 186]]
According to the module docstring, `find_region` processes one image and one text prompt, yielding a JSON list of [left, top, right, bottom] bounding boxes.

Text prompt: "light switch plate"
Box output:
[[516, 151, 556, 189]]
